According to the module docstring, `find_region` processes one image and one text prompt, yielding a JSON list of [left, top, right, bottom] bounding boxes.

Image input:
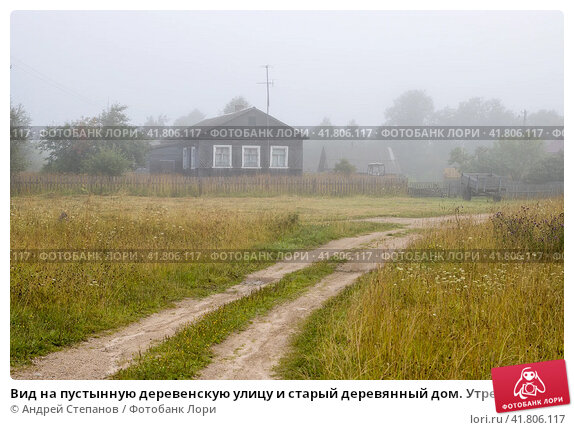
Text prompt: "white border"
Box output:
[[212, 144, 232, 168], [270, 145, 289, 169], [3, 5, 570, 430], [182, 146, 189, 170], [241, 145, 261, 169], [190, 146, 196, 170]]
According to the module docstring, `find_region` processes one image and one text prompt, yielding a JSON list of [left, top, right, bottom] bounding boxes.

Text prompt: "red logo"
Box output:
[[491, 360, 570, 413]]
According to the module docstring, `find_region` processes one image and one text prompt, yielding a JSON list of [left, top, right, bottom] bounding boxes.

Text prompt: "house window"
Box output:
[[242, 146, 260, 168], [213, 145, 232, 168], [270, 146, 288, 168], [190, 146, 196, 169], [183, 147, 189, 169]]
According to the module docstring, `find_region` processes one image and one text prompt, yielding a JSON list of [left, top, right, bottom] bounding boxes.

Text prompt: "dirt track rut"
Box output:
[[197, 235, 412, 380]]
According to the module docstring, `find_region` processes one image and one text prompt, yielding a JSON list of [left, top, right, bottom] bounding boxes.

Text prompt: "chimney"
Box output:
[[234, 104, 246, 112]]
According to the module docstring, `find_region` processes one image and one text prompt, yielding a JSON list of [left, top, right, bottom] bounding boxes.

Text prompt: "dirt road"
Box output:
[[197, 234, 412, 380], [198, 215, 490, 380], [12, 214, 482, 380]]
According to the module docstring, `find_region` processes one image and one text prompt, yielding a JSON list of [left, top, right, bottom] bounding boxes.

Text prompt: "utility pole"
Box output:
[[521, 109, 527, 126]]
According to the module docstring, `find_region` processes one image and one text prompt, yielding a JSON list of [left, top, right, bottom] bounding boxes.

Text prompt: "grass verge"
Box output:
[[277, 199, 564, 379], [113, 261, 337, 379]]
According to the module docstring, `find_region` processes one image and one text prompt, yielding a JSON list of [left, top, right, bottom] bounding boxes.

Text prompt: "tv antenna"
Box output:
[[257, 64, 274, 115], [258, 65, 275, 154]]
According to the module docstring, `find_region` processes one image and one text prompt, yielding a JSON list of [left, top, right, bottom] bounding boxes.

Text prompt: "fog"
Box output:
[[11, 10, 563, 126]]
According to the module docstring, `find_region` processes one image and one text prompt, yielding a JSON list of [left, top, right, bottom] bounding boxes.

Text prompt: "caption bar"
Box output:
[[11, 248, 565, 263], [10, 126, 564, 141]]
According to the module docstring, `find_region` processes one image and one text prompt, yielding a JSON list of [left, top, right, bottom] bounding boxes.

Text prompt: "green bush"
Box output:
[[82, 149, 131, 176]]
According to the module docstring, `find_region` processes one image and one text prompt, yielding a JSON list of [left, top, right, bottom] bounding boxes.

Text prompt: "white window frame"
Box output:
[[213, 145, 232, 168], [190, 146, 196, 169], [242, 145, 261, 169], [183, 147, 189, 170], [270, 145, 289, 169]]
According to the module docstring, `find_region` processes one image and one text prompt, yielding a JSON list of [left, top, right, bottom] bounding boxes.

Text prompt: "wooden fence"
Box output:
[[408, 182, 460, 198], [408, 181, 563, 199], [11, 173, 562, 199], [10, 173, 408, 198], [503, 181, 564, 199]]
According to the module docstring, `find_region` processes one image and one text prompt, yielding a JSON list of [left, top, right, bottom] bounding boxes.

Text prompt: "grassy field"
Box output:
[[11, 195, 402, 366], [12, 194, 503, 222], [10, 193, 529, 368], [277, 199, 564, 379]]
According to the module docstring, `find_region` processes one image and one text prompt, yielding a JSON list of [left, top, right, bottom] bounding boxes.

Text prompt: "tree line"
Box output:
[[11, 92, 563, 183], [317, 90, 562, 182]]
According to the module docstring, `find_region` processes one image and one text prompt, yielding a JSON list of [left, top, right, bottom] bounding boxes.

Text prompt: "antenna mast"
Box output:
[[258, 64, 273, 115], [257, 65, 274, 164]]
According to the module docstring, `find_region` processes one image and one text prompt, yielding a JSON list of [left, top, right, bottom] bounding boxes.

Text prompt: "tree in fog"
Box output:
[[432, 97, 519, 180], [448, 147, 472, 172], [333, 158, 356, 175], [384, 90, 435, 179], [525, 109, 563, 126], [10, 102, 31, 173], [433, 97, 518, 126], [490, 140, 545, 181], [173, 109, 206, 126], [144, 114, 169, 126], [312, 117, 333, 134], [446, 103, 563, 183], [384, 90, 434, 126], [222, 96, 251, 114], [40, 103, 149, 175], [448, 140, 551, 182], [524, 150, 563, 183]]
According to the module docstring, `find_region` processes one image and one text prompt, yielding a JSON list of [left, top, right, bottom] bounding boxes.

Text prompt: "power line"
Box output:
[[10, 56, 103, 109]]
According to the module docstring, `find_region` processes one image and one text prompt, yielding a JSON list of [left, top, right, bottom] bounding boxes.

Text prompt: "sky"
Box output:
[[10, 10, 564, 126]]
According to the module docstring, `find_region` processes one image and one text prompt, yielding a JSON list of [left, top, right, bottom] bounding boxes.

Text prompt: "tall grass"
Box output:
[[277, 199, 564, 379], [491, 203, 563, 252], [10, 196, 392, 366]]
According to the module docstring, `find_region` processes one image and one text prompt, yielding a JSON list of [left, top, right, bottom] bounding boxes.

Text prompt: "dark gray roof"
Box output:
[[149, 107, 296, 151], [194, 106, 289, 127]]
